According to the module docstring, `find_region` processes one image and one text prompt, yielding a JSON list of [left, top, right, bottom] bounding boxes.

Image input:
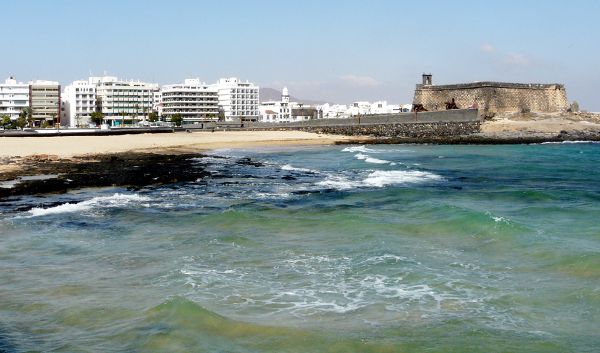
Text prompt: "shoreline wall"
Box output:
[[245, 109, 480, 137], [282, 121, 481, 138], [248, 108, 479, 128]]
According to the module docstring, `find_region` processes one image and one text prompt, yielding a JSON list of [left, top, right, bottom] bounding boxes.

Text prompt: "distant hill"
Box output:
[[260, 87, 329, 105]]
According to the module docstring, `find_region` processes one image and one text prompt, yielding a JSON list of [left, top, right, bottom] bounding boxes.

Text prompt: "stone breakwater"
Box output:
[[250, 121, 481, 138]]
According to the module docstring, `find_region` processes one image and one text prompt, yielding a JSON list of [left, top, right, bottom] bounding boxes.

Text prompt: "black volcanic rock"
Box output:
[[0, 153, 211, 199]]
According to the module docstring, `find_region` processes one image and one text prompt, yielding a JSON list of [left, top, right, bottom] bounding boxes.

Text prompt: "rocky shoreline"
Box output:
[[0, 152, 212, 199], [335, 130, 600, 145]]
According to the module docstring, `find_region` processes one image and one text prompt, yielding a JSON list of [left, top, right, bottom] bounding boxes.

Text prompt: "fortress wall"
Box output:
[[413, 82, 568, 115]]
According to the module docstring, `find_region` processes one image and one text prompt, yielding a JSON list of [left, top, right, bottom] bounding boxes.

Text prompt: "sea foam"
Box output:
[[354, 153, 393, 165], [363, 170, 443, 187], [26, 193, 151, 218], [281, 164, 319, 173], [342, 146, 383, 153], [317, 170, 443, 190]]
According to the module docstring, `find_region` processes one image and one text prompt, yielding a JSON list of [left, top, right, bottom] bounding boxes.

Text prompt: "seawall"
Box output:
[[245, 109, 481, 138]]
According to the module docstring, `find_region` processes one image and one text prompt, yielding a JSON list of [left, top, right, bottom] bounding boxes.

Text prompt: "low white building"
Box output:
[[259, 87, 291, 123], [369, 101, 401, 115], [62, 80, 97, 127], [318, 103, 350, 119], [161, 79, 219, 124], [319, 101, 405, 118], [212, 78, 259, 122], [0, 77, 29, 120], [347, 101, 371, 116]]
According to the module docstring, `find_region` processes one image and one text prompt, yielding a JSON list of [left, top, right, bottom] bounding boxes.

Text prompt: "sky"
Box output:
[[2, 0, 599, 110]]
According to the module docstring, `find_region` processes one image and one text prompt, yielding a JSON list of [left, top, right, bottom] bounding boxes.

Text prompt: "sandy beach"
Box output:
[[0, 130, 359, 158], [0, 130, 361, 176]]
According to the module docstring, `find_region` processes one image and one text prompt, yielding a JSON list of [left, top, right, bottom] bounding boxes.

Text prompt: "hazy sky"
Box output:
[[2, 0, 599, 110]]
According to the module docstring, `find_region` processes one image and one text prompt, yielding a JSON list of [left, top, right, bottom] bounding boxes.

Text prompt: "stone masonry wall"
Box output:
[[413, 82, 568, 116], [250, 121, 481, 138]]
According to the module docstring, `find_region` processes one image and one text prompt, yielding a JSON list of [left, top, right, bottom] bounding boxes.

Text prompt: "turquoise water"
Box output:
[[1, 143, 599, 352]]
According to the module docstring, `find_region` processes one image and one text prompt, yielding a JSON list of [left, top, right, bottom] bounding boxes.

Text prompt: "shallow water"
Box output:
[[1, 143, 599, 352]]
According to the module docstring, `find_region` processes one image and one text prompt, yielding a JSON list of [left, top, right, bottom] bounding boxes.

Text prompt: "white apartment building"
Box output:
[[259, 87, 291, 123], [62, 80, 97, 127], [91, 76, 158, 126], [212, 78, 259, 122], [161, 79, 219, 123], [0, 77, 29, 119], [29, 80, 61, 126], [153, 91, 162, 117]]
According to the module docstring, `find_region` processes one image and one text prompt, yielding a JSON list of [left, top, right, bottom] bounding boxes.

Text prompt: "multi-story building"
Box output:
[[91, 76, 158, 126], [62, 80, 97, 127], [153, 91, 162, 117], [0, 77, 29, 120], [212, 77, 259, 122], [29, 80, 61, 126], [161, 79, 219, 124]]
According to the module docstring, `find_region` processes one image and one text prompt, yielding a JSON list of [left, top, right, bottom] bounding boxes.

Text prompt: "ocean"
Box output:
[[1, 143, 599, 352]]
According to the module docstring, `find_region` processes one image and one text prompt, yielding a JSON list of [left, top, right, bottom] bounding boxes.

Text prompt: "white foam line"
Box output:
[[354, 153, 392, 164], [281, 164, 320, 173], [25, 193, 151, 218]]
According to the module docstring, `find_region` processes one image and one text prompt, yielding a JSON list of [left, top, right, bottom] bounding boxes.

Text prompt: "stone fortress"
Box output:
[[412, 74, 569, 117]]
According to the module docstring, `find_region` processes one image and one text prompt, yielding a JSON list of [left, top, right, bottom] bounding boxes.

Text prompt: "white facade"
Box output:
[[63, 80, 97, 127], [0, 77, 29, 119], [212, 78, 259, 122], [153, 91, 162, 117], [319, 101, 405, 119], [91, 76, 159, 126], [318, 103, 350, 119], [161, 79, 219, 123], [259, 86, 291, 123]]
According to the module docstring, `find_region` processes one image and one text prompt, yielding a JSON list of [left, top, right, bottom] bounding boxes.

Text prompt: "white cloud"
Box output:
[[481, 43, 495, 53], [504, 52, 531, 66], [339, 74, 381, 87]]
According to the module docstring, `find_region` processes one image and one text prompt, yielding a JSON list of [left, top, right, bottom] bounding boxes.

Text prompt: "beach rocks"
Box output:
[[0, 152, 211, 199]]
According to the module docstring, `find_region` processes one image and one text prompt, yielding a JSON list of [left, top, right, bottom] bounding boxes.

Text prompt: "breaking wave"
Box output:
[[26, 193, 151, 218], [354, 153, 394, 165], [281, 164, 319, 173], [363, 170, 443, 187], [341, 146, 384, 153], [316, 170, 443, 190]]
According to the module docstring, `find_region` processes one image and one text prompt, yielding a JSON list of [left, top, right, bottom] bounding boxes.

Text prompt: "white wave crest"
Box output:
[[316, 175, 358, 190], [281, 164, 319, 173], [540, 140, 599, 145], [341, 145, 382, 153], [363, 170, 443, 187], [26, 193, 151, 218], [354, 153, 395, 165], [317, 170, 443, 190]]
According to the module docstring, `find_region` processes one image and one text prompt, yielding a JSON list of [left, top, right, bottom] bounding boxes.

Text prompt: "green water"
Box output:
[[0, 144, 599, 352]]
